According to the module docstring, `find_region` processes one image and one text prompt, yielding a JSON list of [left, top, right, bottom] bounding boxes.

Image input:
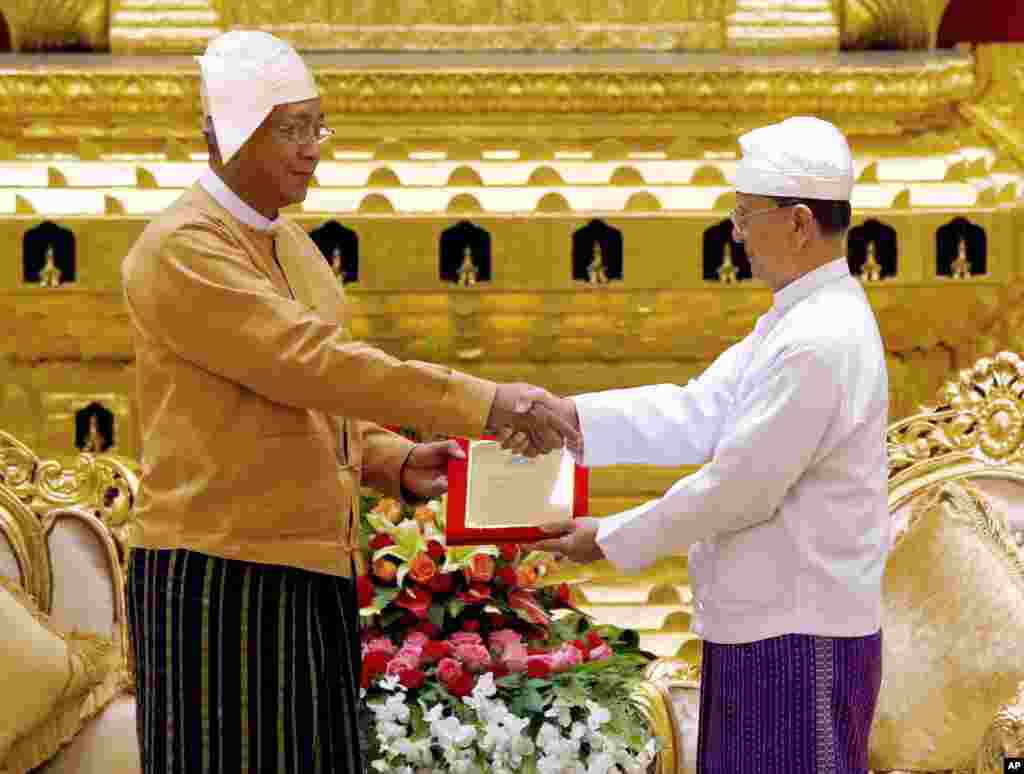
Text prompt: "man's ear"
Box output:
[[202, 117, 222, 165], [793, 204, 816, 249]]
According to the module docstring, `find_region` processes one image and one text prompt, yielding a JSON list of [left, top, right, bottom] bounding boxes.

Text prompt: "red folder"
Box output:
[[445, 436, 588, 546]]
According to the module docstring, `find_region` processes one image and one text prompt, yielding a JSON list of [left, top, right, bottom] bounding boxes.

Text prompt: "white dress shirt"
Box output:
[[575, 258, 890, 644]]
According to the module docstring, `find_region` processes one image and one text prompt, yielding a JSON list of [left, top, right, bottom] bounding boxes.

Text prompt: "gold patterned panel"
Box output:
[[207, 0, 730, 52], [0, 53, 976, 139], [842, 0, 953, 50], [961, 44, 1024, 168], [4, 0, 109, 51]]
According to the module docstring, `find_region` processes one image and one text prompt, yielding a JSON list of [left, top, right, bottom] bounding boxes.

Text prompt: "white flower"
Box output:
[[370, 760, 389, 773], [379, 674, 405, 693], [545, 696, 575, 728], [585, 700, 612, 730], [422, 702, 445, 725], [587, 752, 615, 774]]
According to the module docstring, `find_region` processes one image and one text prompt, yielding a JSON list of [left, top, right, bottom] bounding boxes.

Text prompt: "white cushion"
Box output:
[[39, 693, 140, 774], [666, 681, 700, 774], [46, 515, 117, 639]]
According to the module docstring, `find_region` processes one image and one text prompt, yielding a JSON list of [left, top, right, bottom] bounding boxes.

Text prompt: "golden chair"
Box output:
[[0, 430, 140, 774]]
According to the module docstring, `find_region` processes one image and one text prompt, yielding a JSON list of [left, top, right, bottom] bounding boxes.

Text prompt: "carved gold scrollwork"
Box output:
[[0, 430, 138, 560], [888, 352, 1024, 483], [0, 431, 40, 503]]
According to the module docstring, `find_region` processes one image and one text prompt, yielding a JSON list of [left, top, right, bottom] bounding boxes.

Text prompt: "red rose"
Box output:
[[407, 552, 438, 585], [500, 544, 520, 562], [395, 587, 433, 619], [586, 631, 604, 649], [357, 575, 375, 609], [463, 554, 496, 584], [457, 583, 492, 605], [422, 641, 452, 663], [427, 540, 446, 560], [508, 590, 549, 626], [398, 668, 426, 690], [526, 656, 551, 679], [489, 664, 510, 679], [361, 651, 390, 688], [369, 534, 396, 551], [428, 572, 454, 593], [486, 613, 510, 629], [462, 619, 481, 633], [447, 672, 476, 698], [401, 612, 418, 626], [557, 583, 572, 607], [496, 567, 518, 588], [573, 639, 590, 661], [413, 621, 440, 639]]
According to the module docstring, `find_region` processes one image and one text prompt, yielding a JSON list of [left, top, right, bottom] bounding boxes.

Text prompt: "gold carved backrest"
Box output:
[[0, 430, 139, 665], [887, 351, 1024, 547]]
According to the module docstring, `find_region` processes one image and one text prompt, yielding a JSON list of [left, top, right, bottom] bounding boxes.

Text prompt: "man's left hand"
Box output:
[[400, 440, 465, 501], [529, 517, 605, 563]]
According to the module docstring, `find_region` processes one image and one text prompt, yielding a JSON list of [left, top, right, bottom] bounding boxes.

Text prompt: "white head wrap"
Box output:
[[196, 31, 319, 165], [735, 117, 854, 201]]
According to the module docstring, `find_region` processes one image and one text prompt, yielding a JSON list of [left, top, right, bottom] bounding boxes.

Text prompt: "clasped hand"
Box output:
[[486, 383, 583, 460]]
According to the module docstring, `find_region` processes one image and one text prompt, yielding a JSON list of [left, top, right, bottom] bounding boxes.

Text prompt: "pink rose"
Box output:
[[488, 629, 523, 653], [385, 655, 419, 676], [405, 631, 430, 648], [437, 657, 464, 686], [396, 645, 423, 668], [448, 631, 483, 649], [551, 644, 584, 673], [452, 643, 492, 673], [588, 643, 612, 661], [366, 637, 397, 657], [502, 643, 529, 673]]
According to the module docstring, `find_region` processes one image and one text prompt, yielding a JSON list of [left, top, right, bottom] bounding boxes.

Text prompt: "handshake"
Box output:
[[485, 383, 583, 460]]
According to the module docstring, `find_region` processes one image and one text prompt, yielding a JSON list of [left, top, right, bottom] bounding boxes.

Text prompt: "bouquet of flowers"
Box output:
[[357, 492, 659, 774]]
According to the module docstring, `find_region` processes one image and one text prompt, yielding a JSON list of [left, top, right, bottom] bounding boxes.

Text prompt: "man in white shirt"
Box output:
[[525, 117, 890, 774]]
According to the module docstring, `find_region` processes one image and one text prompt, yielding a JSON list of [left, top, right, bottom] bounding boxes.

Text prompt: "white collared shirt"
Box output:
[[198, 169, 279, 232], [576, 258, 890, 644]]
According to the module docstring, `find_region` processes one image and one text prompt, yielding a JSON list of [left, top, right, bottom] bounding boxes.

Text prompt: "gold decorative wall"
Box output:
[[0, 1, 1022, 656]]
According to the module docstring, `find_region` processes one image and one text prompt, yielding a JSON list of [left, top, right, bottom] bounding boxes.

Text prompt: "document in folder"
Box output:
[[445, 436, 588, 546]]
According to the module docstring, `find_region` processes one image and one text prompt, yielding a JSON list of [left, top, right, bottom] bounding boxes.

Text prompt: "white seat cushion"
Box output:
[[46, 514, 117, 640]]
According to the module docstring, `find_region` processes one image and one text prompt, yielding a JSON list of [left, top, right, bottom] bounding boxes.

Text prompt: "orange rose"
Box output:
[[373, 557, 399, 584], [463, 554, 495, 584], [414, 506, 436, 529], [515, 564, 539, 588], [407, 552, 438, 585], [372, 498, 403, 524]]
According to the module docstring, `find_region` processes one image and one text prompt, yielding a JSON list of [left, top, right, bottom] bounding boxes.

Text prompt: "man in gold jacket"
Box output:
[[121, 30, 577, 774]]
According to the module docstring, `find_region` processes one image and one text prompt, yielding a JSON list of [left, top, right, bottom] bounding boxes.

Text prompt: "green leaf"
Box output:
[[427, 603, 445, 629], [447, 598, 466, 620], [373, 587, 400, 610], [380, 608, 405, 628], [366, 512, 397, 534], [442, 545, 499, 572]]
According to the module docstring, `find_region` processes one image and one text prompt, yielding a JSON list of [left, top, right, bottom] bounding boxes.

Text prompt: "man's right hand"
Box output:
[[486, 383, 581, 458]]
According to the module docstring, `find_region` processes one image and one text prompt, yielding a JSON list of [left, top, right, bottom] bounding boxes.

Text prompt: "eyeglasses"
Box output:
[[273, 123, 335, 146], [729, 203, 797, 236]]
